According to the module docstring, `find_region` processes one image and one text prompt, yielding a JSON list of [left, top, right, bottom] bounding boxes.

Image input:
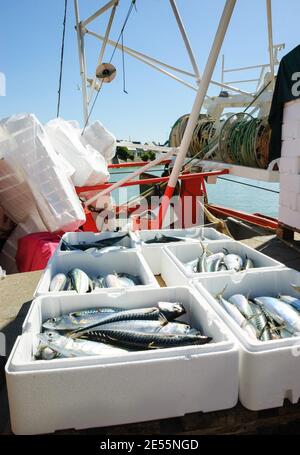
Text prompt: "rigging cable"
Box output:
[[217, 176, 279, 194], [56, 0, 68, 117], [82, 0, 137, 134]]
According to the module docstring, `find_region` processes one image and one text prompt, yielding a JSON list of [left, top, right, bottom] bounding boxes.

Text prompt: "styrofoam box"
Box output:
[[161, 240, 283, 286], [279, 157, 300, 174], [279, 205, 300, 230], [131, 227, 231, 275], [282, 120, 300, 140], [280, 173, 300, 193], [6, 286, 239, 434], [279, 190, 300, 212], [34, 249, 158, 297], [283, 99, 300, 124], [55, 230, 135, 257], [193, 268, 300, 410], [281, 139, 300, 158]]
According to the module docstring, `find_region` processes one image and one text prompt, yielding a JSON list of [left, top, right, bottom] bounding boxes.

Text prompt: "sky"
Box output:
[[1, 0, 300, 143]]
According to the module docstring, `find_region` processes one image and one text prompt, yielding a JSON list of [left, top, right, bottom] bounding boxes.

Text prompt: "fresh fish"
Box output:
[[79, 319, 196, 336], [279, 295, 300, 312], [42, 307, 123, 331], [49, 273, 67, 292], [36, 331, 128, 359], [144, 234, 186, 244], [228, 294, 253, 319], [223, 252, 243, 272], [97, 246, 127, 255], [61, 233, 129, 251], [89, 278, 95, 292], [184, 259, 198, 274], [244, 256, 254, 270], [68, 268, 90, 293], [93, 275, 106, 289], [205, 252, 224, 273], [70, 307, 170, 336], [213, 257, 223, 272], [157, 302, 186, 320], [64, 277, 73, 291], [248, 301, 272, 341], [105, 272, 140, 288], [218, 263, 227, 271], [254, 296, 300, 334], [217, 293, 257, 340], [81, 328, 212, 349]]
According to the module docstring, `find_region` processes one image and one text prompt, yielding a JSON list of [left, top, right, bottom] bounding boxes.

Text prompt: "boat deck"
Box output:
[[1, 229, 300, 435]]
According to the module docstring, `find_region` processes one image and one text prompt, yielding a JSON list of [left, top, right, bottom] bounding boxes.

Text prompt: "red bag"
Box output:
[[16, 232, 62, 272]]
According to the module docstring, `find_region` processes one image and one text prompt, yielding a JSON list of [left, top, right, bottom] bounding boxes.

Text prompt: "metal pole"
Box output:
[[221, 54, 225, 83], [81, 0, 118, 28], [266, 0, 275, 90], [84, 149, 177, 206], [88, 29, 251, 96], [158, 0, 237, 227], [88, 3, 118, 103], [169, 0, 201, 81], [74, 0, 89, 124]]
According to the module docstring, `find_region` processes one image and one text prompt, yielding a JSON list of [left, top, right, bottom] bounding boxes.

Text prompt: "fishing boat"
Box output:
[[1, 0, 300, 436]]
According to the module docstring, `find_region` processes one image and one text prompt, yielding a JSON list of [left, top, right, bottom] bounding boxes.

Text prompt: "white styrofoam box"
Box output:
[[161, 240, 283, 286], [34, 249, 158, 297], [282, 120, 300, 140], [45, 118, 109, 186], [279, 157, 300, 174], [283, 99, 300, 124], [80, 120, 116, 162], [279, 190, 296, 211], [280, 173, 300, 193], [0, 132, 36, 223], [131, 227, 231, 275], [193, 268, 300, 410], [281, 139, 300, 158], [56, 230, 135, 256], [0, 114, 86, 232], [278, 205, 300, 230], [6, 286, 238, 434]]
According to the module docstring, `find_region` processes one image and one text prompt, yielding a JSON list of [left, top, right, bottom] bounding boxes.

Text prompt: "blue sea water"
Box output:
[[110, 167, 279, 219]]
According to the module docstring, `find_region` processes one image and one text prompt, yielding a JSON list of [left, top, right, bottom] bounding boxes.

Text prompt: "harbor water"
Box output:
[[110, 167, 279, 219]]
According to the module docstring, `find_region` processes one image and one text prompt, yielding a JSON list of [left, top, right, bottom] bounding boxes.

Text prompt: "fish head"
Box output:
[[42, 317, 62, 330], [158, 302, 186, 318], [39, 330, 61, 344]]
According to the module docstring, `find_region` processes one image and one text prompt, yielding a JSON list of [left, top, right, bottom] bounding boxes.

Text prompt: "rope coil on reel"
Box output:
[[169, 112, 271, 168]]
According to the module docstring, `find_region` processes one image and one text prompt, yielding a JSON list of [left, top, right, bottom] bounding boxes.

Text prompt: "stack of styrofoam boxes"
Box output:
[[160, 239, 283, 287], [131, 227, 231, 275], [34, 230, 158, 296], [6, 286, 239, 434], [279, 99, 300, 229], [193, 268, 300, 411]]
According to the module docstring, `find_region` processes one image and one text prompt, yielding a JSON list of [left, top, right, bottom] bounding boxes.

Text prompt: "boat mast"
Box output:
[[74, 0, 89, 124], [158, 0, 237, 227]]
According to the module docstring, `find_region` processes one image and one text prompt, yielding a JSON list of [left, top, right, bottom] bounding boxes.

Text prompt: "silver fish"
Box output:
[[248, 302, 272, 341], [254, 296, 300, 334], [36, 331, 128, 359], [184, 259, 198, 274], [206, 253, 224, 273], [42, 307, 123, 331], [68, 268, 90, 293], [279, 295, 300, 312], [228, 294, 253, 319], [244, 256, 254, 270], [105, 272, 139, 288], [217, 294, 257, 340], [81, 319, 196, 335], [82, 328, 212, 349], [49, 273, 67, 292], [223, 253, 243, 272], [157, 302, 186, 320], [93, 275, 106, 289]]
